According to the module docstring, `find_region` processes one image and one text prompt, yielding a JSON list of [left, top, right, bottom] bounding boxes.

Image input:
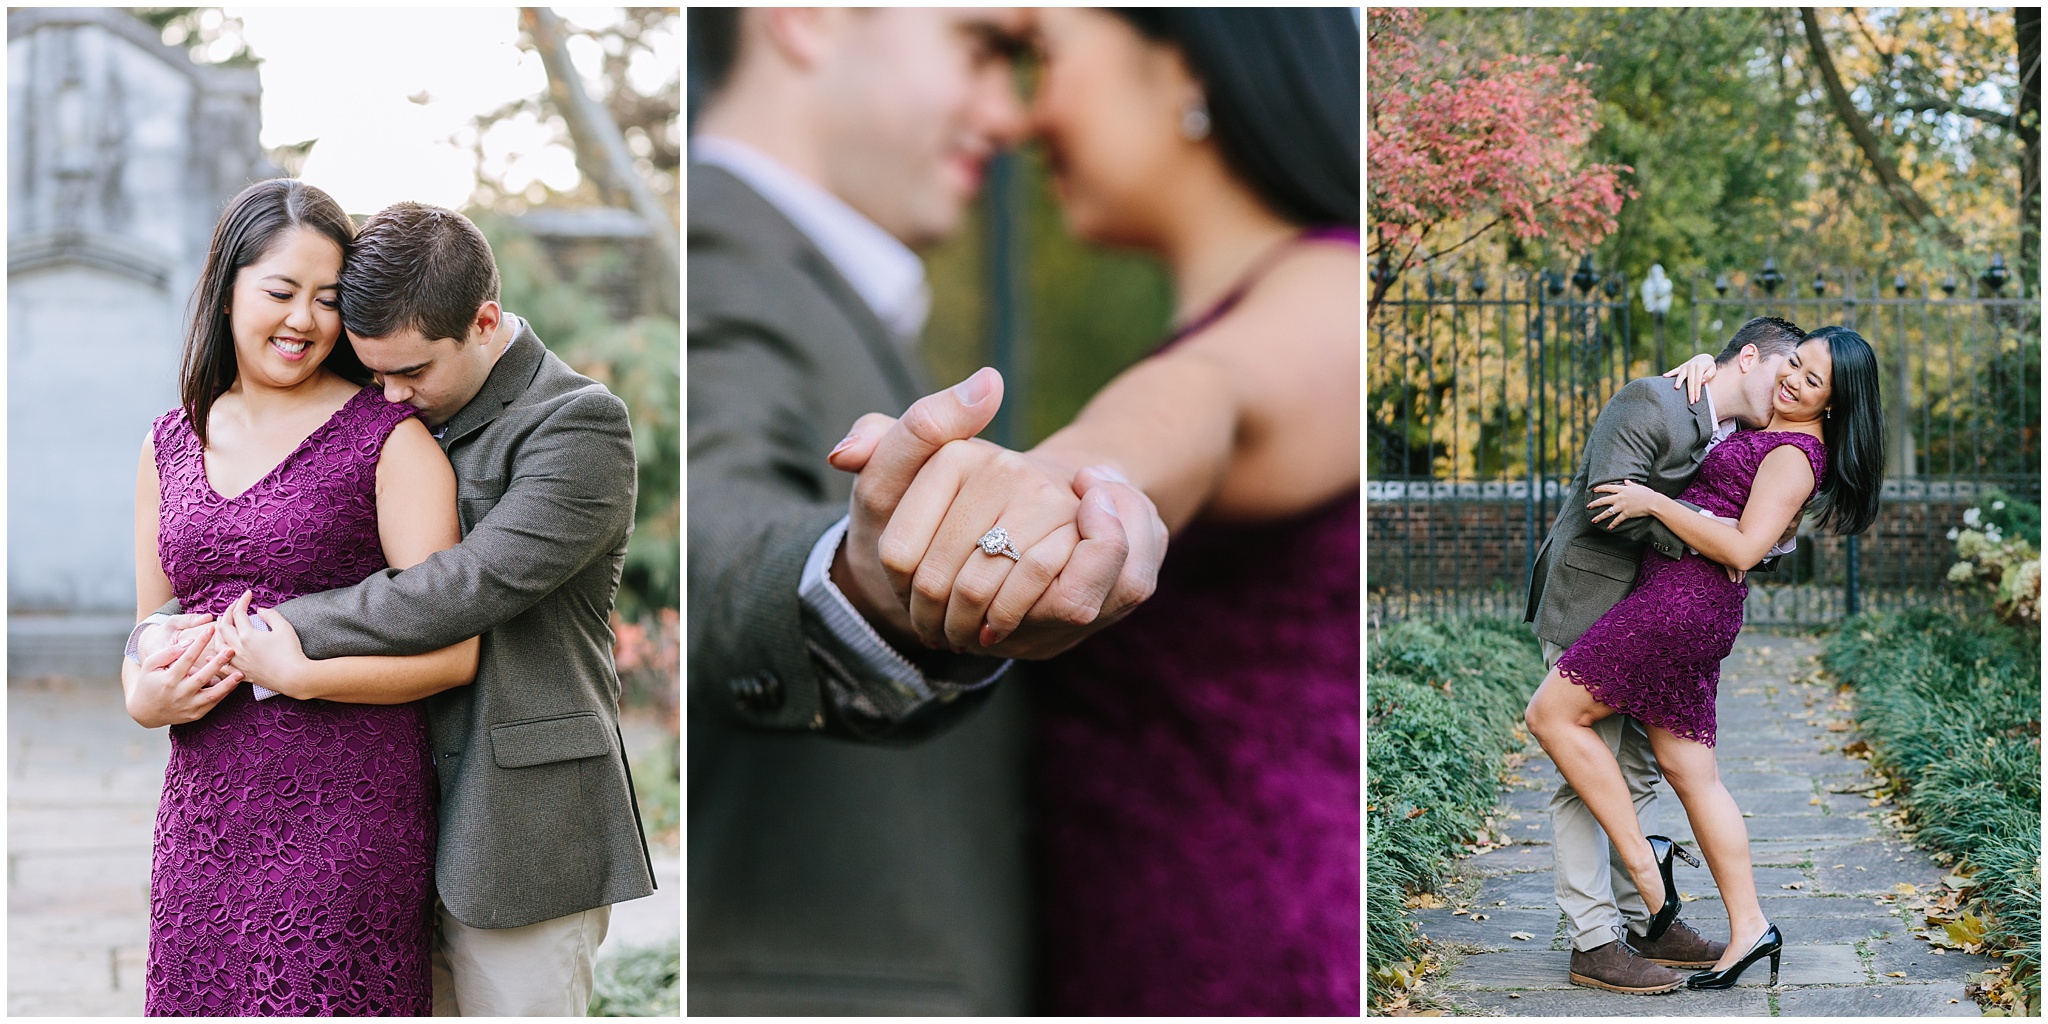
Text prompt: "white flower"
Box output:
[[1949, 562, 1977, 582], [1964, 508, 1982, 528], [1994, 500, 2006, 511], [1947, 527, 1961, 541]]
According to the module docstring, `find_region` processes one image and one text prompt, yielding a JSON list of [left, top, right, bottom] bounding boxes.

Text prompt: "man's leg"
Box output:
[[433, 898, 612, 1016], [1612, 714, 1661, 936], [1541, 641, 1683, 994]]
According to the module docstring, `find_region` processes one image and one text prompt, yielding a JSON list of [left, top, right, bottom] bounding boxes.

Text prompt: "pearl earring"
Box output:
[[1179, 95, 1211, 142]]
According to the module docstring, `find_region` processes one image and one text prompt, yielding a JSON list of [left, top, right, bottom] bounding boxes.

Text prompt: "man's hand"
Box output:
[[218, 590, 314, 697], [830, 390, 1167, 659], [126, 623, 242, 728], [824, 369, 1008, 648]]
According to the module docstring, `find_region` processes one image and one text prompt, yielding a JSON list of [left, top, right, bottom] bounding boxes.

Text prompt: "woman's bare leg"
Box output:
[[1525, 670, 1665, 919], [1648, 725, 1769, 971]]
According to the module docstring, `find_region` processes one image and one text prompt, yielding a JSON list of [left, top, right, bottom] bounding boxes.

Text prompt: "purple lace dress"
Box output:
[[1555, 430, 1829, 746], [1035, 228, 1360, 1015], [145, 386, 436, 1016]]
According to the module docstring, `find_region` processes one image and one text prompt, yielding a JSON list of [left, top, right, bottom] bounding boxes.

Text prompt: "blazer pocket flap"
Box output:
[[1564, 542, 1638, 583], [490, 713, 611, 769]]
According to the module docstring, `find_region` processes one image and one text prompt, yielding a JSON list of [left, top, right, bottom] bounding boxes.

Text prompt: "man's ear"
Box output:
[[1737, 343, 1760, 373], [470, 300, 502, 344]]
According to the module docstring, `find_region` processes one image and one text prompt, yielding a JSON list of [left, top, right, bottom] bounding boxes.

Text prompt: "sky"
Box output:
[[223, 7, 673, 216]]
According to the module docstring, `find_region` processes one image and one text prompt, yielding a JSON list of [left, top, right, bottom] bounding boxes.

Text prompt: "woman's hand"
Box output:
[[217, 591, 312, 697], [1662, 353, 1717, 404], [126, 623, 242, 728], [1588, 480, 1667, 529], [877, 438, 1088, 651]]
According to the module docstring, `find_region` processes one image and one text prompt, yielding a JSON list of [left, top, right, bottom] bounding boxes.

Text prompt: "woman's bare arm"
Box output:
[[1591, 445, 1817, 571], [1031, 243, 1360, 532]]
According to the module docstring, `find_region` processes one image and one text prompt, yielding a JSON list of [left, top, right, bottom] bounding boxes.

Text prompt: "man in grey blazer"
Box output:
[[1525, 315, 1803, 993], [686, 8, 1164, 1015], [139, 203, 655, 1015]]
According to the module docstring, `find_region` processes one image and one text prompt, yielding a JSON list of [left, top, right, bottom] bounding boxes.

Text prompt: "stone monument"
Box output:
[[8, 8, 276, 675]]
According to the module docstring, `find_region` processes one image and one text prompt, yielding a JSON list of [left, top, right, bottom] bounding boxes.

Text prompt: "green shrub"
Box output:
[[589, 937, 681, 1017], [1824, 610, 2041, 1012], [1367, 617, 1544, 1010]]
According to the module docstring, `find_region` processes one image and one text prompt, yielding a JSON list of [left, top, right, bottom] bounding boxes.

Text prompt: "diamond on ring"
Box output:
[[977, 526, 1021, 560]]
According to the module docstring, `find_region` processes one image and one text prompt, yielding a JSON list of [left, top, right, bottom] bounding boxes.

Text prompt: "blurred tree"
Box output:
[[464, 7, 679, 224], [1399, 8, 2033, 317], [479, 215, 679, 621], [1366, 7, 1633, 309], [132, 7, 257, 67]]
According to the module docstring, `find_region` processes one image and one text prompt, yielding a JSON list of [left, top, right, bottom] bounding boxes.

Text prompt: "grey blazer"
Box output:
[[276, 319, 656, 929], [686, 164, 1032, 1014], [1525, 377, 1709, 648]]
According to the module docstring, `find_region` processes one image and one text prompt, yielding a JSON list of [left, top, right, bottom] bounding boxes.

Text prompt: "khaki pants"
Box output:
[[1542, 640, 1663, 952], [432, 900, 611, 1016]]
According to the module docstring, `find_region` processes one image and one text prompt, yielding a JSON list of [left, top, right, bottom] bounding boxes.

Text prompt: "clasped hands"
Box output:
[[827, 368, 1168, 660], [130, 592, 316, 719]]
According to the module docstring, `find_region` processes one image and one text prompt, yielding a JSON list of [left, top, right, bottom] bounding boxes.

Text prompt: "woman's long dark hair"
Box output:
[[180, 178, 367, 447], [1805, 325, 1884, 535], [1110, 8, 1358, 227]]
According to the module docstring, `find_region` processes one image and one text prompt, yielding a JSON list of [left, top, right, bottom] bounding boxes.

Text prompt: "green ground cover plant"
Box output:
[[1823, 609, 2041, 1014], [1366, 617, 1544, 1011]]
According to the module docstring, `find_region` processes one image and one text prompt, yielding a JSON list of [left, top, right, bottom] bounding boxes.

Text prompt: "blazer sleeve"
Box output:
[[276, 389, 638, 656], [1583, 383, 1690, 560], [686, 299, 1001, 742]]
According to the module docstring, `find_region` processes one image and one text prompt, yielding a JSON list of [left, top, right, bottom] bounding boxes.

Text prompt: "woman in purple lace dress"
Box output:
[[1526, 326, 1885, 988], [120, 180, 477, 1016], [829, 9, 1358, 1013]]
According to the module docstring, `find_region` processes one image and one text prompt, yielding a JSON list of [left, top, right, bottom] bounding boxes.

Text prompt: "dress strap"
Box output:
[[1160, 225, 1360, 351]]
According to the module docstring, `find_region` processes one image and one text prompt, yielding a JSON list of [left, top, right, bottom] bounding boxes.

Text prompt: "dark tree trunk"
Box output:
[[1799, 8, 1965, 251], [2018, 6, 2040, 291]]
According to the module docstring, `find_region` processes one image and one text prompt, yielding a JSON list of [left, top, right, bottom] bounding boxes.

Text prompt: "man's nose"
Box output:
[[382, 378, 411, 404]]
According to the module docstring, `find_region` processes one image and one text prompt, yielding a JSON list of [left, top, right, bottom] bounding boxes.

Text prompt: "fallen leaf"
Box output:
[[1781, 882, 1805, 890], [1894, 883, 1919, 896], [1408, 893, 1444, 909], [1679, 891, 1698, 903], [1809, 795, 1824, 805], [1470, 913, 1488, 921], [1887, 971, 1908, 978], [1856, 866, 1868, 871], [1406, 806, 1429, 820], [1832, 864, 1846, 869], [1509, 993, 1522, 999], [1495, 900, 1507, 906], [1510, 932, 1535, 941]]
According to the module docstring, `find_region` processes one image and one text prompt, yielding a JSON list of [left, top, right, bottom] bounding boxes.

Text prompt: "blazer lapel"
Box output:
[[691, 163, 926, 407], [439, 317, 545, 449]]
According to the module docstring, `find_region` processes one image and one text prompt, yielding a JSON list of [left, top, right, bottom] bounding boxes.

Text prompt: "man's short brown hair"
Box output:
[[340, 202, 501, 342], [1715, 315, 1805, 364]]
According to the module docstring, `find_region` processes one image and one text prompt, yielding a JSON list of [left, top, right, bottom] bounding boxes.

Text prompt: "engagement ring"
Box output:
[[977, 526, 1022, 561]]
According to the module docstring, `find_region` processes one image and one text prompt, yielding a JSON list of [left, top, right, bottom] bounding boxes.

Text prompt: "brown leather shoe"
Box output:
[[1629, 918, 1728, 969], [1568, 938, 1684, 994]]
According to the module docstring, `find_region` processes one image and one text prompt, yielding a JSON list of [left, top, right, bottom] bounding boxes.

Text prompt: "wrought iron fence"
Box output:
[[1368, 259, 2039, 627]]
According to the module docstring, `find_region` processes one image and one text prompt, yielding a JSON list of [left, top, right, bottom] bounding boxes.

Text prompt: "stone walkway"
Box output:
[[1413, 632, 1992, 1017], [7, 673, 679, 1016]]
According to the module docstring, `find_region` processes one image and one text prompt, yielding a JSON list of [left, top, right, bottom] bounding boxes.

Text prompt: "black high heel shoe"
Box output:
[[1687, 922, 1784, 989], [1642, 835, 1701, 941]]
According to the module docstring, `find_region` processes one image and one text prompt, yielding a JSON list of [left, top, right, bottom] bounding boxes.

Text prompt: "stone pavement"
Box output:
[[7, 673, 680, 1016], [1414, 632, 1992, 1017]]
